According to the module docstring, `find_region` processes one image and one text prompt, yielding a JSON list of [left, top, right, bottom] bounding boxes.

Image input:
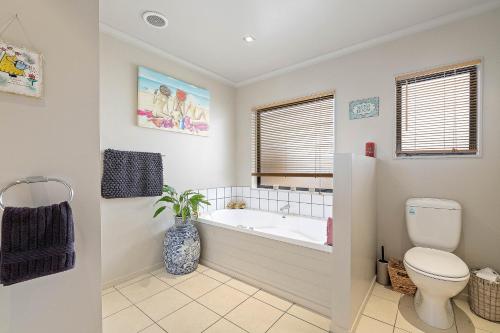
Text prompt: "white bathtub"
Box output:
[[199, 209, 330, 252], [196, 209, 333, 316]]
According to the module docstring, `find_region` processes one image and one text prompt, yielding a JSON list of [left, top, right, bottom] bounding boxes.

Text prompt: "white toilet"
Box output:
[[403, 198, 470, 329]]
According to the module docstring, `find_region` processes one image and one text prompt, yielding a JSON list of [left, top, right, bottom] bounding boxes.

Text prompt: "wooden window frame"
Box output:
[[395, 60, 480, 158], [251, 92, 335, 191]]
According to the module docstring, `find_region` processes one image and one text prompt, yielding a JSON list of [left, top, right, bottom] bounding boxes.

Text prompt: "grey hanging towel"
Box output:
[[101, 149, 163, 198], [0, 201, 75, 286]]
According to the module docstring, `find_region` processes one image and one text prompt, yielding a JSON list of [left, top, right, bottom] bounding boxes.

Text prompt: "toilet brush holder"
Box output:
[[377, 259, 390, 286]]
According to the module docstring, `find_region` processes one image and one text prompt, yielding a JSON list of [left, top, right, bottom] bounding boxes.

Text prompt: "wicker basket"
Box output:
[[388, 258, 417, 295], [469, 272, 500, 322]]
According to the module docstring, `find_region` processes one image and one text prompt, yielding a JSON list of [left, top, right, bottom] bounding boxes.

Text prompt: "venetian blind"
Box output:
[[396, 60, 480, 156], [251, 93, 334, 187]]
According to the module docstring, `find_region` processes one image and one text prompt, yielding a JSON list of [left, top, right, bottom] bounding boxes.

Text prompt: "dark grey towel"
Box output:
[[101, 149, 163, 199], [0, 201, 75, 286]]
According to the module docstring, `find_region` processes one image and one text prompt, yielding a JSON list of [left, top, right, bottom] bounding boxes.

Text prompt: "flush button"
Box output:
[[409, 207, 416, 215]]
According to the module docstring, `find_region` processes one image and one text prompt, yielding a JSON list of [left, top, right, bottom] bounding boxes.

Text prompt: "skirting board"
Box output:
[[102, 262, 164, 289], [201, 258, 331, 317], [329, 276, 376, 333]]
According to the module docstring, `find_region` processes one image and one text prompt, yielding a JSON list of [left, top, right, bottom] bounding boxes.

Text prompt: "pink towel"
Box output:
[[325, 217, 333, 246]]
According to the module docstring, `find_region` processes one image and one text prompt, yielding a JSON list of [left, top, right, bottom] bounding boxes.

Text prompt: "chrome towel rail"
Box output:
[[0, 176, 74, 210]]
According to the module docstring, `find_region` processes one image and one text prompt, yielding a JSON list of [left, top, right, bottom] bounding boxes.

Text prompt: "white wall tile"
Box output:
[[323, 205, 332, 218], [259, 199, 269, 211], [199, 189, 208, 198], [251, 197, 260, 209], [289, 202, 299, 214], [242, 187, 251, 197], [269, 200, 278, 212], [259, 190, 268, 199], [300, 203, 312, 216], [217, 198, 224, 209], [278, 191, 288, 201], [289, 192, 300, 202], [236, 187, 243, 196], [225, 187, 231, 197], [251, 189, 259, 198], [207, 189, 217, 200], [268, 190, 278, 200], [299, 193, 311, 203], [312, 204, 323, 218], [311, 194, 323, 205], [217, 187, 225, 198], [225, 198, 231, 207], [323, 194, 333, 205], [208, 200, 216, 211]]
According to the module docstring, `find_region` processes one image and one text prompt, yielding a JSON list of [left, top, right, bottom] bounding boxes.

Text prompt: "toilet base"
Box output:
[[414, 289, 454, 329]]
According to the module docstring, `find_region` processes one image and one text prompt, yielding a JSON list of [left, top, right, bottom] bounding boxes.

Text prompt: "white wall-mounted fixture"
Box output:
[[243, 35, 256, 43], [142, 11, 168, 29]]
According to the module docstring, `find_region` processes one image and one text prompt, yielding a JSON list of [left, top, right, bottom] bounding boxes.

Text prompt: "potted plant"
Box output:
[[154, 185, 210, 275]]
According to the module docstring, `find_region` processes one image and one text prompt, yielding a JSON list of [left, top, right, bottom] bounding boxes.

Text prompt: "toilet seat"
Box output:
[[404, 247, 469, 282]]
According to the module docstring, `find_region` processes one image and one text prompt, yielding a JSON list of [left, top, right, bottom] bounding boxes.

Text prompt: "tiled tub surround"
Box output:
[[197, 186, 333, 219]]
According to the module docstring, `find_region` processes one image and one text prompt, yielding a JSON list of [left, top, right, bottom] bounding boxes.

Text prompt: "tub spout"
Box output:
[[279, 203, 290, 218]]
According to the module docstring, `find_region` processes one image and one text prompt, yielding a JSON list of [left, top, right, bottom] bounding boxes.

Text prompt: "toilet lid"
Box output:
[[404, 247, 469, 279]]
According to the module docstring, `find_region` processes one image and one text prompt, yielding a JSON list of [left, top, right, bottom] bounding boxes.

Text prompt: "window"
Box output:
[[251, 92, 334, 190], [396, 60, 480, 157]]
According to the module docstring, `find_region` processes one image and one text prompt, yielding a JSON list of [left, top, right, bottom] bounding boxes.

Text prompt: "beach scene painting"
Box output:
[[137, 66, 210, 136], [0, 41, 43, 98]]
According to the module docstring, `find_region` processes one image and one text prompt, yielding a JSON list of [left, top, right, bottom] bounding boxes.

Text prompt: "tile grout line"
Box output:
[[113, 285, 163, 329]]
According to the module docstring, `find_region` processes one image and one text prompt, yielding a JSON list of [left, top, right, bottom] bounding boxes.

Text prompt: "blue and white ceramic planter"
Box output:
[[163, 217, 200, 275]]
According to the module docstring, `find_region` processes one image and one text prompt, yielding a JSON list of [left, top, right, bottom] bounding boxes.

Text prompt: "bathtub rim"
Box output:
[[197, 209, 332, 253]]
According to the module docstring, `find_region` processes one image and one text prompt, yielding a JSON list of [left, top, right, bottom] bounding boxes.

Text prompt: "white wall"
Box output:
[[235, 9, 500, 272], [100, 32, 237, 284], [0, 1, 101, 333], [330, 154, 377, 333]]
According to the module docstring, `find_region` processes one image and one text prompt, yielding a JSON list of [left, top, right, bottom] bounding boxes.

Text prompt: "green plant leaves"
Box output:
[[154, 185, 210, 221], [153, 206, 166, 218]]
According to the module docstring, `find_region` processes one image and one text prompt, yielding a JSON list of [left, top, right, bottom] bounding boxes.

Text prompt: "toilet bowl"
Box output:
[[404, 247, 470, 329]]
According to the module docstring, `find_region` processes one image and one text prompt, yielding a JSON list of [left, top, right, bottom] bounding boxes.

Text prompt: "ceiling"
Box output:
[[100, 0, 499, 85]]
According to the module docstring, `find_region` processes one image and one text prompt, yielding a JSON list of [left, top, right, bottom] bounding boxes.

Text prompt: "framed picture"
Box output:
[[349, 97, 379, 120], [0, 41, 43, 98], [137, 66, 210, 136]]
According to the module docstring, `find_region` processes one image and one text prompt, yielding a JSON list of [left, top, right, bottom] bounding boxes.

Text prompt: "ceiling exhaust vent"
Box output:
[[142, 11, 168, 29]]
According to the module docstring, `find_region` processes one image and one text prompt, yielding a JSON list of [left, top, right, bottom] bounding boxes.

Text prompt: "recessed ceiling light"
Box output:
[[142, 11, 168, 29], [243, 35, 256, 43]]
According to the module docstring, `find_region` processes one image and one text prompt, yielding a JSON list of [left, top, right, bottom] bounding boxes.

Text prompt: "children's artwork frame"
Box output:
[[0, 41, 43, 98], [137, 66, 210, 136], [349, 97, 379, 120]]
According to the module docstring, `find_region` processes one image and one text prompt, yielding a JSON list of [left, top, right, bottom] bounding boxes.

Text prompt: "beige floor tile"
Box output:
[[204, 319, 247, 333], [454, 299, 500, 333], [115, 273, 152, 289], [253, 290, 292, 311], [287, 304, 331, 331], [394, 329, 409, 333], [153, 269, 199, 286], [140, 324, 166, 333], [198, 284, 249, 315], [203, 268, 232, 282], [396, 295, 457, 333], [102, 291, 133, 318], [102, 287, 116, 296], [372, 283, 402, 303], [103, 306, 153, 333], [226, 297, 283, 333], [157, 301, 220, 333], [136, 288, 191, 321], [226, 278, 259, 295], [268, 313, 327, 333], [118, 276, 169, 303], [196, 264, 209, 272], [355, 315, 393, 333], [363, 294, 398, 325], [174, 274, 221, 299]]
